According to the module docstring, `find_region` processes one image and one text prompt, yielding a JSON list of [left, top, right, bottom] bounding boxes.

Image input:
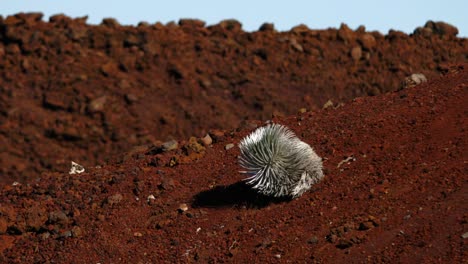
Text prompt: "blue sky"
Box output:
[[2, 1, 467, 37]]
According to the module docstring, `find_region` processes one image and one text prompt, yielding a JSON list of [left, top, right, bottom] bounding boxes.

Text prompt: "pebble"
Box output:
[[336, 239, 353, 249], [307, 236, 319, 244], [358, 34, 376, 50], [107, 193, 123, 206], [48, 210, 69, 226], [409, 73, 427, 85], [259, 23, 275, 32], [322, 100, 334, 109], [88, 96, 107, 113], [289, 38, 303, 52], [298, 108, 307, 114], [147, 194, 156, 202], [209, 129, 226, 142], [225, 143, 234, 150], [60, 230, 72, 238], [359, 221, 374, 231], [350, 46, 362, 61], [69, 161, 85, 175], [0, 218, 8, 234], [71, 226, 83, 238], [162, 139, 178, 151], [178, 19, 206, 28], [461, 232, 468, 239], [200, 134, 213, 146], [178, 203, 189, 213], [124, 93, 138, 104], [159, 176, 175, 190]]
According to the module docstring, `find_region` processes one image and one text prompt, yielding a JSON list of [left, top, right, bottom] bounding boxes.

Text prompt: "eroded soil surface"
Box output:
[[0, 55, 466, 263], [0, 13, 467, 183]]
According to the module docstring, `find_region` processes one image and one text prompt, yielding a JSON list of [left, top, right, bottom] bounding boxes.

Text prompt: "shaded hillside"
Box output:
[[0, 64, 466, 263], [0, 13, 466, 183]]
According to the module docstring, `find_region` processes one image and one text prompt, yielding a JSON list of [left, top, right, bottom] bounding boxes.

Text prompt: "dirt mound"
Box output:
[[0, 13, 466, 184], [0, 63, 466, 263]]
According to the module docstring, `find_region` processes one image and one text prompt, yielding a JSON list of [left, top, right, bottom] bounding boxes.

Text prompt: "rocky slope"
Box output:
[[0, 13, 466, 183], [0, 63, 466, 263]]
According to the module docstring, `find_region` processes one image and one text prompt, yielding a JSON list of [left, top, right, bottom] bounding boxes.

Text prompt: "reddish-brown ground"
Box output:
[[0, 60, 466, 262], [0, 12, 467, 263], [0, 13, 466, 184]]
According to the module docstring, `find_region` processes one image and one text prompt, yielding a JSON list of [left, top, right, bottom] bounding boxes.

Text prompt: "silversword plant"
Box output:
[[238, 124, 324, 198]]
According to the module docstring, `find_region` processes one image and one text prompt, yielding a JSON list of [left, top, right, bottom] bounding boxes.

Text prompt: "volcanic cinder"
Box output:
[[0, 13, 467, 263]]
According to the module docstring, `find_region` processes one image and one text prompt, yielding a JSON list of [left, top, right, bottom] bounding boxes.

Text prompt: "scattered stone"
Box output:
[[178, 203, 189, 213], [350, 46, 362, 61], [88, 96, 107, 113], [156, 220, 171, 229], [359, 221, 374, 231], [178, 19, 206, 28], [402, 73, 427, 89], [259, 23, 275, 32], [209, 129, 226, 143], [0, 217, 7, 234], [134, 232, 143, 237], [48, 210, 69, 226], [358, 34, 376, 50], [49, 14, 72, 24], [200, 134, 213, 146], [40, 232, 50, 240], [225, 143, 234, 150], [159, 176, 175, 190], [289, 38, 303, 52], [138, 21, 150, 27], [69, 161, 85, 174], [25, 205, 48, 232], [274, 254, 281, 259], [147, 194, 156, 203], [107, 193, 123, 206], [307, 236, 319, 244], [291, 24, 310, 34], [336, 239, 353, 249], [124, 93, 138, 104], [219, 19, 242, 31], [100, 61, 119, 77], [186, 137, 205, 154], [101, 18, 120, 28], [322, 100, 334, 109], [337, 23, 355, 43], [59, 230, 72, 238], [71, 226, 83, 238], [337, 156, 356, 168], [162, 139, 178, 152], [462, 232, 468, 239], [417, 21, 459, 37]]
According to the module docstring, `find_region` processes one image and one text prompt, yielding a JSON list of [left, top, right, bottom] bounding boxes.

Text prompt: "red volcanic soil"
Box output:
[[0, 60, 466, 263], [0, 13, 467, 184]]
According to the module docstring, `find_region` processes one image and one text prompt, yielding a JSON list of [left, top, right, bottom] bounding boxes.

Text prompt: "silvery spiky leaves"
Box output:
[[238, 124, 324, 198]]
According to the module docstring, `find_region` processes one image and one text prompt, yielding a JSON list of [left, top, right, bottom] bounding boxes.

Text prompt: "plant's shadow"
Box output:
[[192, 181, 292, 209]]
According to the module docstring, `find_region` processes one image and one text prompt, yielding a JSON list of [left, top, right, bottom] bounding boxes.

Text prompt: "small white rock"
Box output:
[[69, 161, 85, 174], [225, 143, 234, 150], [462, 232, 468, 239], [178, 203, 189, 212]]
